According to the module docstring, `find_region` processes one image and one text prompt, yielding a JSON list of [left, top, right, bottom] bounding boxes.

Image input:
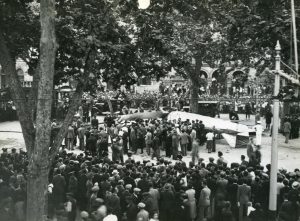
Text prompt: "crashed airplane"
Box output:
[[118, 110, 254, 148]]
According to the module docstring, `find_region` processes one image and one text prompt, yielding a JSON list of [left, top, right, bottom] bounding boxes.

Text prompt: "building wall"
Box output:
[[0, 58, 33, 89]]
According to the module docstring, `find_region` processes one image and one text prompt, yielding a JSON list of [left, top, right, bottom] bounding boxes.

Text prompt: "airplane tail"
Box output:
[[222, 132, 249, 148], [221, 133, 236, 148]]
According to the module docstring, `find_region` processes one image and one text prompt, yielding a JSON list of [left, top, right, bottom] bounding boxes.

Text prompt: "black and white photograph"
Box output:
[[0, 0, 299, 220]]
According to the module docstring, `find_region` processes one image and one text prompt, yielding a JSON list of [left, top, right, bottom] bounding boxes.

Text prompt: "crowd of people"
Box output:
[[1, 113, 300, 221], [283, 115, 300, 144]]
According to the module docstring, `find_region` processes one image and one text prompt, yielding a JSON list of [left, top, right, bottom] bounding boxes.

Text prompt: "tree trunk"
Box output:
[[0, 34, 35, 155], [28, 65, 40, 123], [190, 81, 199, 113], [26, 0, 57, 220], [49, 49, 92, 162], [105, 92, 114, 114], [188, 57, 202, 113], [49, 85, 84, 161]]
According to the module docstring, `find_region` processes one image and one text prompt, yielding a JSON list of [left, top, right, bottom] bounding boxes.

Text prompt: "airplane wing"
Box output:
[[167, 111, 250, 134], [118, 111, 167, 122]]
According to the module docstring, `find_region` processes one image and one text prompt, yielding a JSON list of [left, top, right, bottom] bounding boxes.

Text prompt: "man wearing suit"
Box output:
[[237, 179, 251, 221], [77, 125, 85, 150], [198, 180, 211, 221]]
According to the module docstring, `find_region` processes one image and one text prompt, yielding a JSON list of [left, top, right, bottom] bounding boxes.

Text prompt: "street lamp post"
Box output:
[[268, 41, 281, 219]]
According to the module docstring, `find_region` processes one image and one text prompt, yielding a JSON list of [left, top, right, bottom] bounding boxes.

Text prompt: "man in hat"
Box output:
[[133, 188, 141, 205], [52, 169, 66, 209], [136, 202, 149, 221], [253, 121, 263, 146], [125, 195, 139, 221]]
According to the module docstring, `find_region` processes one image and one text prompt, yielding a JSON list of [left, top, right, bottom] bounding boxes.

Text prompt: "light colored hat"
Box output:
[[292, 181, 299, 189], [138, 202, 146, 208], [80, 211, 89, 218], [134, 188, 141, 192], [92, 185, 100, 192], [112, 169, 119, 175], [257, 121, 261, 124], [125, 184, 132, 189]]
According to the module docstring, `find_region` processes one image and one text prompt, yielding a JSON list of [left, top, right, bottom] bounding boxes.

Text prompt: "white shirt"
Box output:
[[254, 124, 263, 134], [206, 132, 214, 141]]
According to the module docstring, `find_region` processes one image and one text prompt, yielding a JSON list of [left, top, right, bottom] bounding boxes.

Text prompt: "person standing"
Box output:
[[130, 125, 137, 153], [98, 127, 109, 157], [237, 179, 251, 221], [180, 129, 189, 156], [136, 202, 149, 221], [283, 118, 291, 144], [190, 127, 197, 144], [91, 115, 99, 130], [172, 130, 179, 160], [165, 130, 172, 158], [265, 110, 273, 130], [145, 129, 153, 156], [253, 121, 263, 146], [122, 127, 129, 154], [245, 102, 252, 120], [206, 131, 214, 153], [65, 193, 77, 221], [77, 124, 85, 150], [185, 184, 197, 221], [198, 180, 211, 221], [255, 110, 261, 124], [191, 139, 200, 165], [246, 137, 255, 164], [66, 124, 75, 150], [152, 132, 160, 160], [52, 169, 66, 209]]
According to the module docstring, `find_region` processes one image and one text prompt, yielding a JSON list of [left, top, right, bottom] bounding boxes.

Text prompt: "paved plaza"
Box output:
[[1, 114, 299, 171]]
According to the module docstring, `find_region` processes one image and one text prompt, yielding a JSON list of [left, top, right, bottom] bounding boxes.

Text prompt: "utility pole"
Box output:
[[291, 0, 299, 97], [269, 41, 281, 220], [291, 0, 298, 74], [268, 41, 300, 220]]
